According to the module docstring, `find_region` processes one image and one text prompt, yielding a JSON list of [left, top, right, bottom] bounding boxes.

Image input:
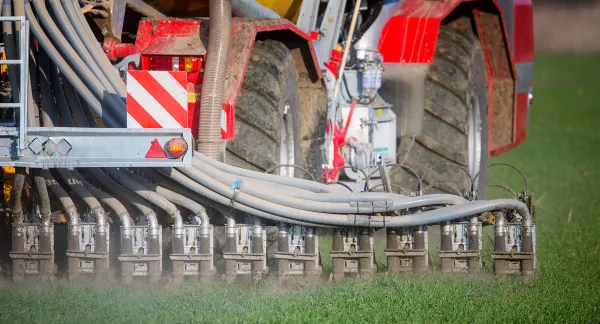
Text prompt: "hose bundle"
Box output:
[[8, 0, 532, 234]]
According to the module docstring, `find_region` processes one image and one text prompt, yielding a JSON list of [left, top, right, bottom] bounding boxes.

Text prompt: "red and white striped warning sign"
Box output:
[[126, 71, 188, 128]]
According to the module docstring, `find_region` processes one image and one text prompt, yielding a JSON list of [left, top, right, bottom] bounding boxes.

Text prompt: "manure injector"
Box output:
[[0, 0, 536, 284]]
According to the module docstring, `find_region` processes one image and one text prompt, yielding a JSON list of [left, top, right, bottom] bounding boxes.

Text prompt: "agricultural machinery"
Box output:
[[0, 0, 536, 284]]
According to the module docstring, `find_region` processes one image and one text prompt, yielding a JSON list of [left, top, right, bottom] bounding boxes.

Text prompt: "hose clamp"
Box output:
[[229, 179, 242, 215]]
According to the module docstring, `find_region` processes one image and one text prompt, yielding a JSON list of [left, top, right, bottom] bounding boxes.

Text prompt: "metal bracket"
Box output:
[[0, 127, 193, 167]]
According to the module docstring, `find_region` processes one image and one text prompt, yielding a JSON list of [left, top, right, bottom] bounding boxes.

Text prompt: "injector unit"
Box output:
[[439, 217, 482, 273], [222, 221, 267, 283], [170, 224, 214, 283], [330, 227, 377, 281], [274, 224, 321, 282], [10, 221, 55, 282], [66, 222, 110, 280], [118, 224, 163, 283], [385, 225, 428, 274]]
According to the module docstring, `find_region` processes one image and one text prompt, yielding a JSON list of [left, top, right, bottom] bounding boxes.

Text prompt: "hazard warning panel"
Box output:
[[126, 71, 188, 129]]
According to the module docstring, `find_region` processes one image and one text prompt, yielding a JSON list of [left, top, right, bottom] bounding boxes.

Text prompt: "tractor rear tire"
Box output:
[[225, 40, 303, 178], [390, 26, 490, 197]]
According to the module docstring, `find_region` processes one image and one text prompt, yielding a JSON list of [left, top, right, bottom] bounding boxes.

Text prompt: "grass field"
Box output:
[[1, 54, 599, 323]]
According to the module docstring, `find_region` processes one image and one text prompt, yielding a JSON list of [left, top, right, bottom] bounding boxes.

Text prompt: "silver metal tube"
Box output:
[[56, 168, 107, 233], [87, 168, 159, 237], [106, 169, 183, 236], [72, 170, 133, 238]]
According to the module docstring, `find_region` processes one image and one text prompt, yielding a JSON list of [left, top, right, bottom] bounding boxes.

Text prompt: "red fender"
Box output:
[[378, 0, 534, 155], [222, 18, 322, 139]]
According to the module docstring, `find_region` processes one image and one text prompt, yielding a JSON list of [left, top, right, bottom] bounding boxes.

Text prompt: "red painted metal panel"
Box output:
[[221, 18, 321, 140], [513, 0, 534, 63], [379, 0, 468, 64]]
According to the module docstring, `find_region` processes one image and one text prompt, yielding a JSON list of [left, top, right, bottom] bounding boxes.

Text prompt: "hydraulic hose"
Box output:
[[48, 0, 125, 99], [71, 170, 133, 238], [48, 62, 75, 127], [87, 168, 159, 238], [63, 0, 127, 98], [197, 0, 231, 158], [106, 168, 183, 236], [55, 168, 107, 234], [37, 49, 59, 127], [62, 78, 91, 127], [30, 0, 126, 116], [32, 170, 52, 227], [42, 169, 80, 230], [24, 3, 122, 127]]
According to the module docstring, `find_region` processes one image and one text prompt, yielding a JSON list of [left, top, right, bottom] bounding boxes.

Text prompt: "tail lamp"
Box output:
[[147, 56, 201, 73]]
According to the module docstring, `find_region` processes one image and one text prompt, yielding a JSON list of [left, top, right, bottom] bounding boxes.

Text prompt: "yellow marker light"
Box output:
[[166, 138, 188, 159], [185, 57, 198, 73]]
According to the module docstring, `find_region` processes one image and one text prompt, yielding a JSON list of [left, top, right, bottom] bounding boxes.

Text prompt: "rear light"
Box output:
[[166, 138, 188, 158], [147, 55, 201, 73]]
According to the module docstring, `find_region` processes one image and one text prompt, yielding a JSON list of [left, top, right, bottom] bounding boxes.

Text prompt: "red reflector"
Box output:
[[166, 138, 188, 158], [146, 138, 167, 158]]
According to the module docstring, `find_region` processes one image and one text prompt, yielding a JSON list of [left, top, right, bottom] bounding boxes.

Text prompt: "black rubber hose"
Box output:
[[352, 0, 383, 45], [37, 49, 59, 126], [71, 170, 133, 236], [62, 0, 127, 100], [24, 3, 123, 127], [30, 0, 126, 115], [87, 168, 156, 218], [55, 168, 107, 233], [32, 169, 52, 227], [49, 62, 74, 127], [42, 169, 80, 228], [3, 1, 19, 103], [48, 0, 124, 98], [62, 78, 92, 127], [10, 168, 26, 225]]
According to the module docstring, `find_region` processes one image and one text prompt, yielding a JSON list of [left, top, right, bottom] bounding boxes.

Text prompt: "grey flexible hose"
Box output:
[[48, 0, 124, 98], [55, 168, 107, 233], [63, 0, 127, 100], [30, 0, 125, 116], [37, 49, 59, 126], [192, 156, 467, 208], [162, 168, 326, 227], [24, 3, 122, 127], [32, 170, 52, 227], [194, 152, 332, 193], [197, 0, 231, 158], [128, 170, 210, 230], [106, 168, 183, 236], [49, 62, 75, 127], [71, 170, 133, 238], [42, 169, 80, 231], [87, 168, 159, 237]]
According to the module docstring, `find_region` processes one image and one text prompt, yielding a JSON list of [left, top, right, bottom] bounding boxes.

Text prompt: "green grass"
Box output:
[[1, 53, 600, 323]]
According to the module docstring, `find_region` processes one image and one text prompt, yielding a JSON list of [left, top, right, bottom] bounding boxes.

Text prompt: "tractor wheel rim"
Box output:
[[468, 89, 483, 188], [279, 102, 295, 177]]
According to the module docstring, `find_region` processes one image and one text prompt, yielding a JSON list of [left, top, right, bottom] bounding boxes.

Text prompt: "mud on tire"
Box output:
[[390, 26, 490, 196]]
